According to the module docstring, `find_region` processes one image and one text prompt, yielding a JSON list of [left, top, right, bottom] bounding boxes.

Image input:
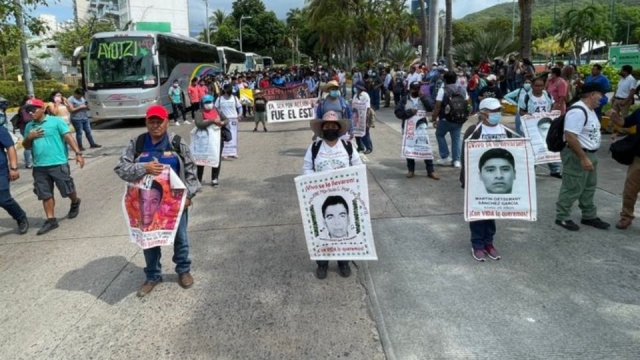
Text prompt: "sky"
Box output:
[[32, 0, 513, 36]]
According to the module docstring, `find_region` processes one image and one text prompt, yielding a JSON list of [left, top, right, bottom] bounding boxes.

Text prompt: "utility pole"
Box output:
[[511, 0, 516, 41], [204, 0, 210, 44], [13, 0, 34, 95], [239, 15, 251, 52], [428, 0, 439, 65]]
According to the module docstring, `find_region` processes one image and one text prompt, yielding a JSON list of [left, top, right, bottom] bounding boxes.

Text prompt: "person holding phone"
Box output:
[[67, 88, 101, 151]]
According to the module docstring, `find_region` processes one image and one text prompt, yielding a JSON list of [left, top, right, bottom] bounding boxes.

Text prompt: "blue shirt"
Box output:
[[585, 74, 611, 107], [0, 126, 15, 190], [137, 133, 180, 174], [168, 86, 182, 104], [68, 96, 89, 120]]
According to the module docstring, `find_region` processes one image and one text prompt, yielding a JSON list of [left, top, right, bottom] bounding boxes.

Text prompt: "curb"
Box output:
[[360, 261, 397, 360]]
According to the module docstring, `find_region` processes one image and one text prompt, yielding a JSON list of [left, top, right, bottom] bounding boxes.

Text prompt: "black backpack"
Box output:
[[443, 87, 469, 124], [134, 133, 183, 159], [545, 105, 587, 152], [610, 135, 638, 165], [311, 139, 353, 171]]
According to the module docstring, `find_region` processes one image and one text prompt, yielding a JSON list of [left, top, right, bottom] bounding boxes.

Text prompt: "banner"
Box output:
[[258, 84, 310, 101], [265, 98, 317, 123], [521, 110, 561, 164], [222, 118, 238, 157], [401, 111, 433, 159], [239, 89, 254, 106], [464, 139, 537, 221], [294, 165, 377, 261], [190, 126, 220, 168], [351, 99, 367, 137], [122, 166, 186, 249]]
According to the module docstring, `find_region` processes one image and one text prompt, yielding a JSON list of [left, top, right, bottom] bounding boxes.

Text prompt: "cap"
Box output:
[[479, 98, 502, 111], [254, 89, 262, 95], [581, 82, 606, 95], [355, 81, 366, 90], [409, 81, 421, 89], [202, 94, 214, 103], [487, 74, 497, 81], [146, 105, 169, 120], [29, 99, 45, 108]]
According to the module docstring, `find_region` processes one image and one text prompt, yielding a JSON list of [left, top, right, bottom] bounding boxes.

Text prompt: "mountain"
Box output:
[[460, 0, 640, 25]]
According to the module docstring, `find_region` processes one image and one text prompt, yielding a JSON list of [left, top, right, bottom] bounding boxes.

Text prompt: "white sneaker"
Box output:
[[183, 120, 192, 125], [211, 179, 219, 187], [435, 157, 452, 166], [453, 161, 461, 168], [173, 121, 181, 126]]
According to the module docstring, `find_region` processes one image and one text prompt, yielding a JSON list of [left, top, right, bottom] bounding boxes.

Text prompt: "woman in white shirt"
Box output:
[[302, 111, 363, 279]]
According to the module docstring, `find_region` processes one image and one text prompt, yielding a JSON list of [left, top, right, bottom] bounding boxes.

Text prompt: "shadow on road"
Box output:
[[56, 255, 142, 305]]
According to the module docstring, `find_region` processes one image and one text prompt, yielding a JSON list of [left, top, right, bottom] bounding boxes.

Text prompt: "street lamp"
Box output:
[[204, 0, 210, 44], [239, 15, 252, 52]]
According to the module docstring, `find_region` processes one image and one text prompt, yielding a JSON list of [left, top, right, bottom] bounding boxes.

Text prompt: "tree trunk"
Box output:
[[519, 0, 534, 59], [419, 0, 428, 62], [1, 58, 6, 80], [444, 0, 454, 69]]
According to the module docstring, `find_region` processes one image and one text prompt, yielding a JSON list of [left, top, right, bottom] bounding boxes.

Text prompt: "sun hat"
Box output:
[[310, 110, 350, 137], [323, 80, 340, 92], [479, 98, 502, 111], [146, 105, 169, 120]]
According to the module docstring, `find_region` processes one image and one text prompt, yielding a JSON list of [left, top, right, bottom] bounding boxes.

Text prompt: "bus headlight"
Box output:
[[140, 97, 158, 104]]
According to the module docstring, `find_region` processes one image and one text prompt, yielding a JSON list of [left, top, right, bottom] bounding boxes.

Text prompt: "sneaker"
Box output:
[[338, 263, 352, 278], [427, 172, 440, 180], [253, 128, 257, 132], [472, 248, 486, 262], [581, 217, 610, 230], [316, 264, 328, 279], [485, 244, 501, 260], [363, 150, 372, 154], [90, 144, 102, 149], [555, 219, 580, 231], [178, 272, 194, 289], [68, 199, 81, 219], [616, 218, 632, 230], [436, 157, 452, 166], [25, 164, 33, 169], [183, 120, 192, 125], [173, 121, 181, 126], [79, 147, 86, 152], [263, 128, 268, 132], [211, 179, 219, 187], [550, 172, 562, 179], [37, 218, 59, 236], [406, 171, 415, 178], [17, 216, 29, 234], [453, 161, 461, 168], [137, 278, 162, 298]]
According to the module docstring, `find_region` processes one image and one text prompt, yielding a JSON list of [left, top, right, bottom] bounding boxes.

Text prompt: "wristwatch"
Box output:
[[10, 167, 18, 171], [76, 153, 83, 156]]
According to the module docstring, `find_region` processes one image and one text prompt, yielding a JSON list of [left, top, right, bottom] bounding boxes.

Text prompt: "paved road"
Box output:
[[0, 108, 639, 359]]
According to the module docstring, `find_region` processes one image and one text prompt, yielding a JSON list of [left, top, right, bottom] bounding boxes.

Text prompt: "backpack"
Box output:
[[311, 139, 353, 171], [393, 78, 404, 93], [134, 133, 183, 159], [610, 135, 638, 165], [9, 114, 19, 133], [522, 91, 551, 113], [545, 105, 588, 152], [443, 87, 469, 124]]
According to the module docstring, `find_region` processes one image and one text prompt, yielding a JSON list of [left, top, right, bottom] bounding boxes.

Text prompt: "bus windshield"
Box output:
[[86, 36, 158, 89]]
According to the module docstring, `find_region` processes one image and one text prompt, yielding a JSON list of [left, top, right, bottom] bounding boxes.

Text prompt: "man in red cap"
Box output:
[[22, 98, 85, 235], [114, 104, 201, 298]]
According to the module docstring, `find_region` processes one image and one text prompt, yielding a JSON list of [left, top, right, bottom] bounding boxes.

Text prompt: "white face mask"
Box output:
[[203, 103, 214, 110]]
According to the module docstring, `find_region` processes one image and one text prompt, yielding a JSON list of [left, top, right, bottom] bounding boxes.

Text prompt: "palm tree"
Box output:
[[451, 31, 519, 63], [386, 43, 418, 69], [444, 0, 453, 69], [559, 6, 608, 62], [518, 0, 534, 59], [419, 0, 428, 62], [210, 9, 227, 30]]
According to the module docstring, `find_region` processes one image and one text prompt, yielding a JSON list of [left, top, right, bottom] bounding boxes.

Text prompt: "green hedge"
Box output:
[[0, 81, 73, 108]]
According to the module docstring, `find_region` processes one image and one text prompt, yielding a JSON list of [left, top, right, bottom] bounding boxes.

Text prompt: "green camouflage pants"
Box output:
[[555, 148, 599, 221]]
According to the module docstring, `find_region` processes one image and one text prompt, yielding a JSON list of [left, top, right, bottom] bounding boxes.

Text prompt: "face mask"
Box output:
[[322, 129, 340, 141], [487, 113, 502, 125], [173, 83, 179, 87], [329, 90, 340, 97], [523, 83, 531, 91], [203, 103, 214, 110], [54, 96, 62, 103], [410, 91, 419, 98]]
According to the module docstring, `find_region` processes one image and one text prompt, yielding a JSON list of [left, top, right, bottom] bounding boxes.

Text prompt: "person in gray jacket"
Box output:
[[114, 105, 201, 298]]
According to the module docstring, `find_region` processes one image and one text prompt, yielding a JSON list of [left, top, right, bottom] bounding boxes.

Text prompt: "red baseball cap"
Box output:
[[29, 99, 45, 108], [145, 105, 168, 120]]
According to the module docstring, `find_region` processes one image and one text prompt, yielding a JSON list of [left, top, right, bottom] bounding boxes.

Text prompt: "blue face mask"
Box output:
[[488, 113, 502, 125], [523, 83, 531, 91], [330, 90, 340, 97]]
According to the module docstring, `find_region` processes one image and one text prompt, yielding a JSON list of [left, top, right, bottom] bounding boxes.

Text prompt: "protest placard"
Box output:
[[259, 84, 310, 101], [266, 98, 317, 123], [295, 165, 377, 261], [351, 99, 367, 137], [521, 110, 561, 164], [190, 126, 220, 167], [122, 166, 186, 249], [239, 89, 254, 106], [464, 139, 537, 221], [401, 111, 433, 159], [222, 118, 238, 157]]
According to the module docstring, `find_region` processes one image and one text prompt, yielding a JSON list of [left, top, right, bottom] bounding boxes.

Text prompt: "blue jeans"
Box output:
[[0, 188, 26, 221], [371, 89, 380, 110], [435, 120, 462, 161], [142, 211, 192, 281], [470, 89, 479, 113], [469, 220, 496, 249], [358, 128, 373, 151], [407, 158, 435, 173], [19, 128, 32, 167], [514, 112, 523, 136], [71, 119, 97, 148]]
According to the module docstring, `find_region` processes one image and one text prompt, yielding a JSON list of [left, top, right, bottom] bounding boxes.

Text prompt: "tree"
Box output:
[[452, 21, 475, 46], [0, 0, 49, 56], [231, 0, 266, 23], [385, 43, 418, 68], [518, 0, 534, 59], [482, 18, 512, 36], [213, 24, 239, 47], [451, 31, 519, 64], [559, 6, 610, 62], [444, 0, 453, 70], [532, 35, 573, 59], [212, 9, 228, 28], [52, 17, 116, 59]]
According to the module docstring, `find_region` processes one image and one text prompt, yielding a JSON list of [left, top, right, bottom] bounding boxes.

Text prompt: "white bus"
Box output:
[[261, 56, 273, 69], [245, 52, 262, 71], [217, 46, 247, 74], [81, 31, 223, 121]]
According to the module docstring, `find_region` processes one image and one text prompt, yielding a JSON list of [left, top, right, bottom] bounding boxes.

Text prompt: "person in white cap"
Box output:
[[302, 110, 363, 279], [478, 74, 503, 102], [460, 98, 518, 262]]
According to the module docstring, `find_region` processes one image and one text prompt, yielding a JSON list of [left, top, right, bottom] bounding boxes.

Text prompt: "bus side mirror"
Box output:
[[153, 56, 159, 67]]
